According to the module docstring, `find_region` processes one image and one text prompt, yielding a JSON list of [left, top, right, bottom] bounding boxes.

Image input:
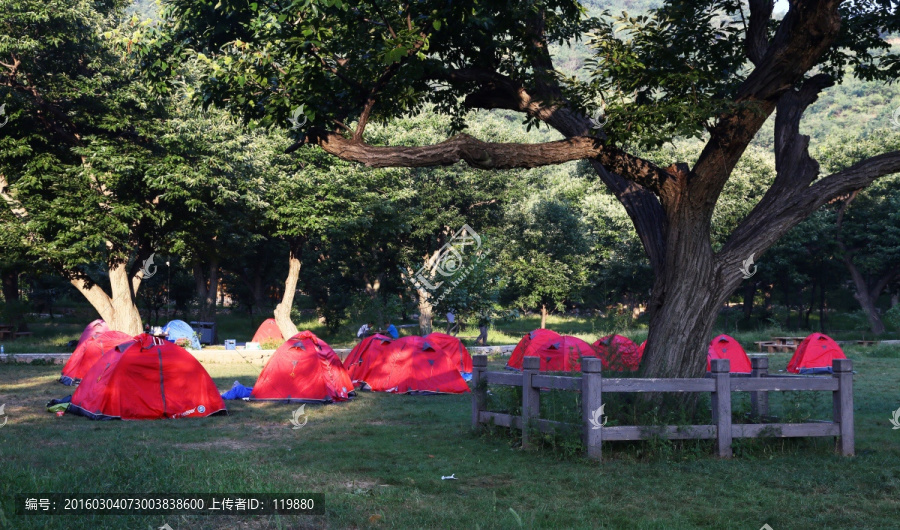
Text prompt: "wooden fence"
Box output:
[[471, 355, 854, 460]]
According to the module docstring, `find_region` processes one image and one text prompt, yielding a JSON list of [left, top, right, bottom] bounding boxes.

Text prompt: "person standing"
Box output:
[[475, 313, 489, 346], [446, 311, 456, 334]]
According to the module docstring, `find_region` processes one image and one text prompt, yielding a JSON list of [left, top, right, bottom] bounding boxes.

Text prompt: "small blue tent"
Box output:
[[163, 320, 201, 350]]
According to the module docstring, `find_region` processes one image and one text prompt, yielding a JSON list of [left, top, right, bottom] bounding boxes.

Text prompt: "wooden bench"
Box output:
[[13, 332, 34, 339], [856, 340, 879, 346]]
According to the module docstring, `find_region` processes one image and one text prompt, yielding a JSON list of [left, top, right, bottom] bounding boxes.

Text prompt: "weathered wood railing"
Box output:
[[471, 355, 854, 460]]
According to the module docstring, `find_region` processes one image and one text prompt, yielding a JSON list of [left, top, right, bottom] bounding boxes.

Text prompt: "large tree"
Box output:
[[155, 0, 900, 378]]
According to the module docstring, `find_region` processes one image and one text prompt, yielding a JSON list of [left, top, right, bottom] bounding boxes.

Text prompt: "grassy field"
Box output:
[[0, 343, 898, 529]]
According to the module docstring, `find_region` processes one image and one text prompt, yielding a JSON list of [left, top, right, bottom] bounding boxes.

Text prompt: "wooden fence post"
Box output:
[[750, 356, 769, 418], [581, 357, 604, 460], [472, 354, 488, 429], [710, 359, 732, 458], [521, 357, 541, 448], [832, 358, 855, 456]]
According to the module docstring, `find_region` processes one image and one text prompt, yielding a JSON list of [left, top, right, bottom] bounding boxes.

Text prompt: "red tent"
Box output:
[[250, 331, 353, 402], [507, 331, 597, 372], [60, 330, 134, 385], [637, 341, 647, 358], [593, 335, 641, 371], [69, 334, 226, 420], [787, 333, 847, 374], [361, 336, 470, 394], [506, 329, 561, 370], [425, 332, 473, 374], [706, 334, 752, 373], [251, 318, 284, 345], [344, 334, 393, 385], [76, 319, 108, 348]]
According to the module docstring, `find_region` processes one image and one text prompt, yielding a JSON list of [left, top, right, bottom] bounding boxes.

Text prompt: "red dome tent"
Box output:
[[250, 331, 354, 402], [344, 334, 393, 385], [506, 331, 597, 372], [593, 335, 642, 371], [361, 336, 470, 394], [707, 334, 752, 373], [75, 319, 109, 348], [506, 329, 561, 370], [60, 330, 134, 385], [787, 333, 847, 374], [425, 332, 473, 374], [251, 318, 284, 345], [69, 334, 226, 420]]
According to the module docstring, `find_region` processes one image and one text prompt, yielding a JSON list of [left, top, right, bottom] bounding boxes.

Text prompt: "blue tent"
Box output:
[[163, 320, 201, 350]]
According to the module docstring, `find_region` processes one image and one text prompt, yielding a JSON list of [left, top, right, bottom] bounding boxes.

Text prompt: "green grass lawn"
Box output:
[[0, 345, 898, 529]]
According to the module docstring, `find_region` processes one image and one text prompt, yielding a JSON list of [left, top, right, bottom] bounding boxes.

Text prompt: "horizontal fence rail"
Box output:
[[471, 355, 854, 460]]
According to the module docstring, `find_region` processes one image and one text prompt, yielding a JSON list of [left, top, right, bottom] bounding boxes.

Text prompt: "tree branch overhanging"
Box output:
[[301, 129, 674, 191]]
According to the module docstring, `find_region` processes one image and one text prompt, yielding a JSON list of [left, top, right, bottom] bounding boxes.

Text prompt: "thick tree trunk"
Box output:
[[540, 304, 548, 329], [273, 246, 301, 340], [70, 262, 143, 335], [641, 228, 728, 379]]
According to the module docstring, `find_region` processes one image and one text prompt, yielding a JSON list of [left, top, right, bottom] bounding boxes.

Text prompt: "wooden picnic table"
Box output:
[[0, 324, 14, 341], [771, 336, 805, 346]]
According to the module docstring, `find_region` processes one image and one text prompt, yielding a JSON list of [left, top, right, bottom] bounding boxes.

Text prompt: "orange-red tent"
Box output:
[[787, 333, 846, 374], [251, 318, 284, 344], [425, 332, 473, 374], [69, 334, 226, 420], [593, 334, 641, 371], [60, 330, 134, 385], [361, 336, 470, 394], [706, 334, 752, 373], [251, 331, 353, 402], [506, 330, 597, 372], [344, 334, 393, 385]]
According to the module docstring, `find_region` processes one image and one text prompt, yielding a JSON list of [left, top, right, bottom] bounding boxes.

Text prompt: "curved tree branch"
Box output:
[[305, 129, 673, 191]]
